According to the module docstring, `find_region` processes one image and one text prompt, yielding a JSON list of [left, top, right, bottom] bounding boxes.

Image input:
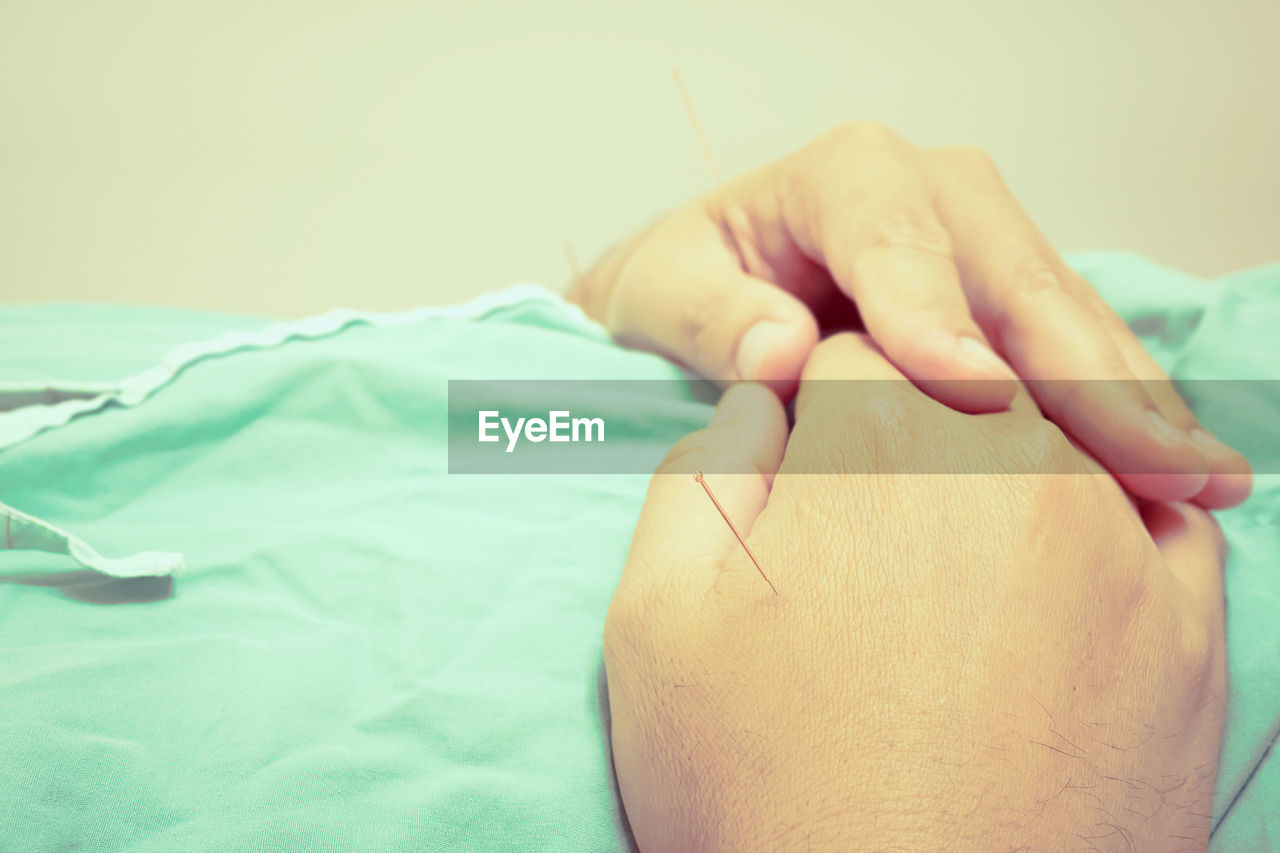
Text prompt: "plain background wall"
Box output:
[[2, 0, 1276, 317]]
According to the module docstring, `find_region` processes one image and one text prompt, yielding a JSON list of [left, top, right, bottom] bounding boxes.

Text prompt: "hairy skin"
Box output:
[[603, 335, 1226, 852]]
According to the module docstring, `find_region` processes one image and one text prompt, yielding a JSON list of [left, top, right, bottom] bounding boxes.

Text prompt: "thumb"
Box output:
[[618, 382, 788, 606], [606, 213, 819, 393]]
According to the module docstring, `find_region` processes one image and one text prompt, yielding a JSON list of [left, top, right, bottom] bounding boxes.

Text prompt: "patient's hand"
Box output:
[[603, 335, 1226, 852], [570, 121, 1248, 508]]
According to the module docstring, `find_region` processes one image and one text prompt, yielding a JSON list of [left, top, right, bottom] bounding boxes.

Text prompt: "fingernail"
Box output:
[[736, 321, 788, 381], [954, 335, 1017, 380], [1147, 409, 1194, 447], [1190, 427, 1231, 456]]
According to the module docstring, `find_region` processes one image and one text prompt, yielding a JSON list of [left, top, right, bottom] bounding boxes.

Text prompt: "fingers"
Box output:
[[617, 383, 788, 605], [786, 141, 1018, 414], [604, 210, 819, 396], [1143, 501, 1226, 625], [1070, 286, 1253, 509], [932, 162, 1213, 503], [1185, 428, 1253, 508]]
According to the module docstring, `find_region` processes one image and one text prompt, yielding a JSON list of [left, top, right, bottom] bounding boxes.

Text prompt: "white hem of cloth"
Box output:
[[0, 499, 186, 579], [0, 284, 594, 579], [0, 283, 592, 452]]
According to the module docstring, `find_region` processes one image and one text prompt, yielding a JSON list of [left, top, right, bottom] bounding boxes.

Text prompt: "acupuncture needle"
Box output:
[[694, 470, 778, 595], [561, 71, 715, 286], [563, 241, 584, 289], [671, 70, 722, 185]]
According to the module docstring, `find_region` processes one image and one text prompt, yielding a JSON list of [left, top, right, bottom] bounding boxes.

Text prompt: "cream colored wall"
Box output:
[[2, 1, 1276, 317]]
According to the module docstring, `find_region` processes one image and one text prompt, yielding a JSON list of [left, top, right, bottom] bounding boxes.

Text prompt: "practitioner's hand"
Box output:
[[569, 122, 1249, 507], [603, 335, 1226, 852]]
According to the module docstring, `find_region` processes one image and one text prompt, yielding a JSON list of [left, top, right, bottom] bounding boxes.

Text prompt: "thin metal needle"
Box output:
[[694, 469, 778, 595], [563, 241, 583, 287], [671, 70, 722, 186]]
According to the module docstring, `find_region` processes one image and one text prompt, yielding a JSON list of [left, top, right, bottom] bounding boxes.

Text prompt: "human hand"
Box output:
[[603, 335, 1226, 852], [570, 122, 1249, 508]]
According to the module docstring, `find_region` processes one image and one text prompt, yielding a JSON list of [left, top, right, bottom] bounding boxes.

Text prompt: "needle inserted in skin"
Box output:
[[694, 470, 777, 595]]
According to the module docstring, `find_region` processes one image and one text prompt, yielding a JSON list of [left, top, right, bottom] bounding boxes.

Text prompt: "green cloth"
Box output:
[[1, 256, 1277, 850]]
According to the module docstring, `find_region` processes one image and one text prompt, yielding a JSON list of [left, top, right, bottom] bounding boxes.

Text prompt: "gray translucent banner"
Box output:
[[447, 379, 1279, 475]]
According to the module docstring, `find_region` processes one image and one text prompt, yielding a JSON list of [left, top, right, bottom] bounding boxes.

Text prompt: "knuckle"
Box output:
[[1174, 616, 1217, 685], [793, 376, 927, 473], [1002, 418, 1105, 523], [843, 386, 928, 459], [1010, 255, 1066, 296], [1178, 615, 1225, 704], [857, 206, 954, 259], [988, 257, 1066, 348], [1201, 511, 1228, 564], [859, 387, 922, 434], [1021, 466, 1096, 528], [1131, 606, 1221, 704]]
